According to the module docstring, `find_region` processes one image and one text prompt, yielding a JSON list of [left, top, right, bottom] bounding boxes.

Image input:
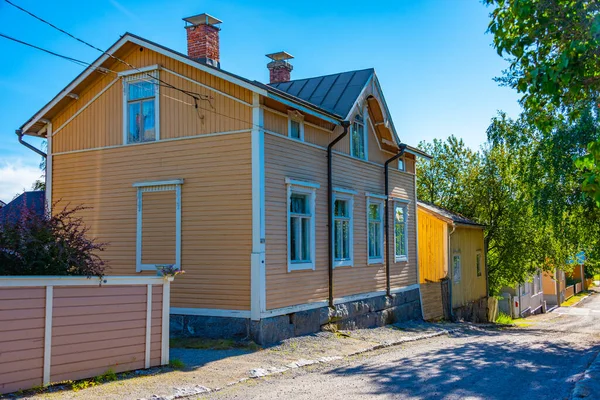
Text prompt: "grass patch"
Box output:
[[496, 312, 514, 325], [170, 337, 261, 351], [168, 358, 185, 369], [561, 291, 590, 307], [71, 369, 118, 392]]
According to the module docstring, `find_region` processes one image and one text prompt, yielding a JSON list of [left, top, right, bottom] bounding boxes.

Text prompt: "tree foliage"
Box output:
[[0, 205, 107, 277]]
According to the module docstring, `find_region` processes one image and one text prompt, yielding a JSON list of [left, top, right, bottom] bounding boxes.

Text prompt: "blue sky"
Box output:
[[0, 0, 521, 202]]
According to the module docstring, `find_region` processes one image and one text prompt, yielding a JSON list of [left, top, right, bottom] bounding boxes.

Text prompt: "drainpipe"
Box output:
[[16, 129, 47, 158], [447, 223, 456, 320], [327, 120, 350, 308], [384, 144, 407, 296]]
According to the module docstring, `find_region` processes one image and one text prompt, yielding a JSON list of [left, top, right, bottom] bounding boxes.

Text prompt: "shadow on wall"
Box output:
[[326, 328, 600, 400]]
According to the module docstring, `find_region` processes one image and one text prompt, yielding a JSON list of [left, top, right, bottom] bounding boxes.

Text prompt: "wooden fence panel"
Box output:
[[0, 276, 171, 395], [565, 285, 575, 300]]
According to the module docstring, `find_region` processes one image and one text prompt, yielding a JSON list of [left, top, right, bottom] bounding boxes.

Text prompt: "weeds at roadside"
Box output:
[[170, 337, 261, 351], [169, 358, 185, 369], [496, 312, 514, 325]]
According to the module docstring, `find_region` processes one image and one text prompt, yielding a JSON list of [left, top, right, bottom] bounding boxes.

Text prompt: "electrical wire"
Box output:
[[0, 32, 90, 68]]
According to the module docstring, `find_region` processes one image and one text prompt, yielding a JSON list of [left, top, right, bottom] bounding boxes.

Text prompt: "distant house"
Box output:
[[543, 269, 567, 307], [417, 201, 488, 322], [499, 270, 545, 318], [0, 191, 45, 224], [15, 13, 433, 344]]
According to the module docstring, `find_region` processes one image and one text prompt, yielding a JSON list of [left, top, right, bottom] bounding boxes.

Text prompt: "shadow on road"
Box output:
[[327, 328, 600, 400]]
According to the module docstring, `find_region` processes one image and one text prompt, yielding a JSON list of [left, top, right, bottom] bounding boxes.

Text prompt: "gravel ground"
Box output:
[[202, 293, 600, 400]]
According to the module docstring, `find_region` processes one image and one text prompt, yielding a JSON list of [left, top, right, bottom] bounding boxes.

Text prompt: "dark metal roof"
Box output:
[[417, 201, 484, 227], [268, 69, 374, 118], [0, 191, 46, 225]]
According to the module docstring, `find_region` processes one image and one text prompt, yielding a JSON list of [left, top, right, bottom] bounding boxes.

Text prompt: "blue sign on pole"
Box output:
[[576, 251, 586, 265]]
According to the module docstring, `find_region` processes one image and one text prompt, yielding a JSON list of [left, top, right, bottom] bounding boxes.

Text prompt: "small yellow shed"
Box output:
[[417, 202, 488, 322]]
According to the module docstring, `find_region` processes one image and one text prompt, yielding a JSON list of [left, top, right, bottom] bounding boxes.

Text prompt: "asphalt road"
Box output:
[[206, 293, 600, 400]]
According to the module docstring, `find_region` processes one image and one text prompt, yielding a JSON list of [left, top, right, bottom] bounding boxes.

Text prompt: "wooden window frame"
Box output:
[[133, 179, 183, 272], [287, 110, 305, 141], [333, 191, 355, 268], [366, 194, 385, 265], [286, 179, 318, 272], [350, 111, 368, 161], [123, 69, 160, 145], [476, 251, 482, 277], [394, 201, 409, 262], [452, 253, 461, 283]]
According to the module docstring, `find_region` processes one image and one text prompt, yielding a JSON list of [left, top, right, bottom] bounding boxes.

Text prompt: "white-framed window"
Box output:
[[123, 70, 160, 144], [394, 202, 408, 262], [351, 113, 367, 160], [476, 251, 482, 277], [286, 178, 318, 272], [288, 110, 304, 141], [366, 195, 385, 264], [133, 179, 182, 272], [398, 156, 406, 171], [452, 254, 461, 283], [333, 190, 355, 268]]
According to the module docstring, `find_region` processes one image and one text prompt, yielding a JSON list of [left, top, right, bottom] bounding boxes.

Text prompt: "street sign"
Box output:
[[567, 256, 575, 265], [576, 251, 586, 265]]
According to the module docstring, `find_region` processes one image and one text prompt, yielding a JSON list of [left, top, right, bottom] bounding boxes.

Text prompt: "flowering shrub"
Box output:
[[156, 264, 185, 278], [0, 204, 107, 277]]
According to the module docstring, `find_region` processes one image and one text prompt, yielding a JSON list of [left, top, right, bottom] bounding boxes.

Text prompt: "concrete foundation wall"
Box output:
[[452, 296, 489, 323], [170, 288, 422, 345]]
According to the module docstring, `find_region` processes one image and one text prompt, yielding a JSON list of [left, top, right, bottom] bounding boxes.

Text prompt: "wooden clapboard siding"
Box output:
[[0, 288, 44, 394], [141, 191, 176, 265], [418, 207, 448, 283], [52, 133, 252, 310], [264, 132, 418, 310], [52, 44, 252, 154], [450, 226, 486, 307], [421, 282, 444, 320]]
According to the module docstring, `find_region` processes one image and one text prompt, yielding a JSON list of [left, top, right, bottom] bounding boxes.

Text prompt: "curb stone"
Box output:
[[143, 324, 487, 400], [570, 346, 600, 399]]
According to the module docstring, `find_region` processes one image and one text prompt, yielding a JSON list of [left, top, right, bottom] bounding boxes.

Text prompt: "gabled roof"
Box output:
[[0, 191, 45, 224], [417, 201, 484, 228], [268, 69, 374, 119]]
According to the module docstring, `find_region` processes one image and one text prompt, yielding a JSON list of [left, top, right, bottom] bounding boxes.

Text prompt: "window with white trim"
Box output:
[[288, 110, 304, 141], [124, 71, 159, 144], [452, 254, 461, 283], [351, 113, 366, 160], [134, 179, 182, 272], [398, 156, 405, 171], [287, 180, 317, 271], [333, 192, 354, 267], [367, 197, 384, 264], [394, 203, 408, 262]]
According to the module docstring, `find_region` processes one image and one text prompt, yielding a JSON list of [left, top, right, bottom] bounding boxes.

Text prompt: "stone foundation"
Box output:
[[171, 287, 422, 345], [452, 296, 489, 322]]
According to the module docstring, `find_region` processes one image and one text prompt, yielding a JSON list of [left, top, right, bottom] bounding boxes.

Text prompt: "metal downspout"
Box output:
[[327, 121, 350, 308], [448, 223, 456, 320], [384, 144, 407, 296], [16, 129, 47, 158]]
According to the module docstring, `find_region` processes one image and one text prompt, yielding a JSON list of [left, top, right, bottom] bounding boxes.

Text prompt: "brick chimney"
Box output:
[[266, 52, 294, 84], [183, 13, 222, 68]]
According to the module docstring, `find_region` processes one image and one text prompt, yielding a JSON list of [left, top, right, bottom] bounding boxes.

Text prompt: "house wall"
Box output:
[[0, 276, 168, 395], [52, 133, 252, 311], [263, 131, 417, 311], [450, 226, 487, 308], [417, 208, 448, 283]]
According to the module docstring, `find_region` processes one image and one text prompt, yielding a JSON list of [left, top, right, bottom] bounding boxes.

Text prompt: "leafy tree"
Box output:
[[0, 205, 107, 277]]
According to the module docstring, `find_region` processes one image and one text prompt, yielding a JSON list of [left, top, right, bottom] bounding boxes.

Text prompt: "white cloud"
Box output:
[[0, 161, 43, 203]]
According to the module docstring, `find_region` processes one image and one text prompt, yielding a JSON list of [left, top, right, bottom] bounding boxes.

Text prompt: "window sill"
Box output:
[[288, 262, 315, 272], [368, 258, 384, 265], [137, 264, 161, 272], [333, 260, 353, 268], [395, 256, 408, 263]]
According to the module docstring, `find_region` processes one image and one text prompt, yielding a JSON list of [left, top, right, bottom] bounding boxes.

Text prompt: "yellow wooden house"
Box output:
[[417, 201, 488, 321]]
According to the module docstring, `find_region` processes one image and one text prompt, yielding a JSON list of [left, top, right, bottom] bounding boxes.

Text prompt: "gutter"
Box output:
[[384, 144, 407, 296], [327, 121, 350, 308], [16, 129, 46, 158], [447, 223, 456, 320]]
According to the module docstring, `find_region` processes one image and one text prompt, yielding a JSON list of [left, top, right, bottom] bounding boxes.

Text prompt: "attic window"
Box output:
[[351, 113, 366, 160], [123, 70, 160, 144], [288, 110, 304, 141]]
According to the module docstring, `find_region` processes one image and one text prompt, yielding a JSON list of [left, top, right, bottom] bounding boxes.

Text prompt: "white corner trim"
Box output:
[[170, 307, 251, 318], [334, 187, 358, 195], [365, 192, 387, 200], [118, 64, 161, 77], [133, 179, 184, 188], [285, 177, 321, 189], [161, 280, 170, 365], [43, 286, 53, 386], [45, 123, 53, 212], [145, 284, 152, 369]]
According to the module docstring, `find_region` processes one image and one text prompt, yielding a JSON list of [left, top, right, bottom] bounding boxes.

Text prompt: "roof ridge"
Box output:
[[269, 67, 375, 86]]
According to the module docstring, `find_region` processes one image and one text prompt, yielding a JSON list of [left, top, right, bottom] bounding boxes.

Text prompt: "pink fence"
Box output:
[[0, 276, 172, 395]]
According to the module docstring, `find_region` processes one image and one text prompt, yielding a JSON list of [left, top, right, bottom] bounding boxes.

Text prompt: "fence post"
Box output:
[[161, 278, 172, 365], [43, 286, 53, 386]]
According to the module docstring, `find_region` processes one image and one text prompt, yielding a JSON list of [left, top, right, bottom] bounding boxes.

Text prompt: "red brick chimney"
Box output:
[[266, 52, 294, 84], [183, 13, 222, 68]]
